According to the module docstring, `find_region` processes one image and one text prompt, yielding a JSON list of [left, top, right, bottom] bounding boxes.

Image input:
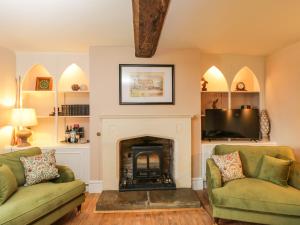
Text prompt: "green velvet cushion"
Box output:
[[0, 164, 18, 205], [0, 180, 85, 225], [289, 161, 300, 189], [214, 145, 295, 178], [257, 155, 291, 186], [52, 165, 75, 183], [0, 147, 42, 186], [212, 178, 300, 216]]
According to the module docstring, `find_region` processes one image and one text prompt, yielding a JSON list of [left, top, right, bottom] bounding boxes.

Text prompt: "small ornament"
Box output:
[[201, 78, 208, 91], [80, 84, 88, 91], [71, 84, 80, 91], [236, 82, 246, 91], [260, 110, 270, 141], [212, 98, 219, 109]]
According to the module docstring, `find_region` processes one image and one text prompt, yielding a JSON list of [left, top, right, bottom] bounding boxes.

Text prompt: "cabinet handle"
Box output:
[[96, 132, 101, 136]]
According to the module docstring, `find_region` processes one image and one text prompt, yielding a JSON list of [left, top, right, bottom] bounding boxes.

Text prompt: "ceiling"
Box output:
[[1, 0, 300, 55]]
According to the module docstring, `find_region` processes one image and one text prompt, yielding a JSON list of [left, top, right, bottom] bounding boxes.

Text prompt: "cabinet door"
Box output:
[[42, 147, 89, 183]]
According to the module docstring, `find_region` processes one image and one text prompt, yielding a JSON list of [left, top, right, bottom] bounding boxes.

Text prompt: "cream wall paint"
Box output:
[[266, 41, 300, 160], [0, 47, 16, 152], [89, 46, 265, 181]]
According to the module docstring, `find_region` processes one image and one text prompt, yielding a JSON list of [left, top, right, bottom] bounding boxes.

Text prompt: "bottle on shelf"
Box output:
[[65, 126, 70, 142]]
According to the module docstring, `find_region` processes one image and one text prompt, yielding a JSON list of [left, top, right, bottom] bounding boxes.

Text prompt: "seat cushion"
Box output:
[[212, 178, 300, 216], [0, 180, 85, 225]]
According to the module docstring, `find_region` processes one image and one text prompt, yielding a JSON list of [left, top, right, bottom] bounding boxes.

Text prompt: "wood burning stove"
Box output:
[[132, 145, 163, 179], [119, 137, 176, 191]]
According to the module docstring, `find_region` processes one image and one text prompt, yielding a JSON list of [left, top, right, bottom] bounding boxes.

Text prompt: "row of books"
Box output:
[[60, 104, 89, 116]]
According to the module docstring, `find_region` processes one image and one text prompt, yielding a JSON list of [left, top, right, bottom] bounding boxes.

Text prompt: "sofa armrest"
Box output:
[[289, 161, 300, 190], [206, 158, 222, 189], [51, 165, 75, 183]]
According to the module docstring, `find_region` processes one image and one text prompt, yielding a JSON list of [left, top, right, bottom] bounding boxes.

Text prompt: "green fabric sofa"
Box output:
[[206, 145, 300, 225], [0, 147, 86, 225]]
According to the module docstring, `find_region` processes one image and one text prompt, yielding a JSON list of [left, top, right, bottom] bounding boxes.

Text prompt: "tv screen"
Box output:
[[203, 109, 260, 140]]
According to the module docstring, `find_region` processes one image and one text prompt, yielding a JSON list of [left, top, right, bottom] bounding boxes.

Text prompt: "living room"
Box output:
[[0, 1, 299, 225]]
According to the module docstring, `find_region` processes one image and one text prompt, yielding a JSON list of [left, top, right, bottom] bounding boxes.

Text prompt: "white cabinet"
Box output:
[[4, 144, 90, 184], [201, 141, 277, 184]]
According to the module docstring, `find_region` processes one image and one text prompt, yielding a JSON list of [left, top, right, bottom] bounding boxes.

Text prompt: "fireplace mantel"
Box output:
[[99, 115, 192, 190]]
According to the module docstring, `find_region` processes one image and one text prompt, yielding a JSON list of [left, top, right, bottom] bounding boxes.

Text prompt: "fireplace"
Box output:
[[119, 136, 176, 191]]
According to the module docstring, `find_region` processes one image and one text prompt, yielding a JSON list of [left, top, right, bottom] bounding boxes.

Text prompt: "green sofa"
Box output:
[[0, 147, 86, 225], [206, 145, 300, 225]]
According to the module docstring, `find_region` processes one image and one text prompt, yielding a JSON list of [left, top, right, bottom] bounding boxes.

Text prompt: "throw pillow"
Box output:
[[289, 161, 300, 189], [212, 151, 245, 182], [20, 149, 59, 186], [257, 155, 291, 186], [0, 164, 18, 205]]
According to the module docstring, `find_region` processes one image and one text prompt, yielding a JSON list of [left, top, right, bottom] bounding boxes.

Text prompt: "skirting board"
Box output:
[[89, 178, 203, 193], [88, 180, 103, 193], [192, 177, 204, 190]]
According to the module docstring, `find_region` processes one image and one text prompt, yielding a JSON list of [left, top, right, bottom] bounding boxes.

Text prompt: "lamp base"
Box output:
[[16, 129, 32, 147]]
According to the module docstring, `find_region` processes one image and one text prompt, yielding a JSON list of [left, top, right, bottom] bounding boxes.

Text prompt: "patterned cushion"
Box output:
[[212, 151, 245, 182], [20, 150, 59, 186]]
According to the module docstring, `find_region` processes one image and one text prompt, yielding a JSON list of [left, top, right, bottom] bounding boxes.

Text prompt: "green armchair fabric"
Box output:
[[52, 165, 75, 183], [207, 145, 300, 225]]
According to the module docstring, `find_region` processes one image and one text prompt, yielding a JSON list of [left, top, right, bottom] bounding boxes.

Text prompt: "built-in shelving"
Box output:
[[20, 63, 90, 146]]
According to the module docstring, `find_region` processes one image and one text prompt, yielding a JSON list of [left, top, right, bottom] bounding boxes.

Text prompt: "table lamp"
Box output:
[[11, 108, 38, 147]]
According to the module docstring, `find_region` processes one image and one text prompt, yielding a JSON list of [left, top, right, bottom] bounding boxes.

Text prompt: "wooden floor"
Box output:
[[54, 190, 259, 225]]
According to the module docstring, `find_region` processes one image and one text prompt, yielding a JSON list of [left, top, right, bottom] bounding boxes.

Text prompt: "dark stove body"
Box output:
[[119, 144, 176, 191]]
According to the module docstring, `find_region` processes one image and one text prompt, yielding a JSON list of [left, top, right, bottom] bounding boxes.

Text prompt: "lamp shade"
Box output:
[[11, 108, 38, 127]]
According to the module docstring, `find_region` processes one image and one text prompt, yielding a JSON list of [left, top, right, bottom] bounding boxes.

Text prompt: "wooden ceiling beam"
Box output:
[[132, 0, 170, 58]]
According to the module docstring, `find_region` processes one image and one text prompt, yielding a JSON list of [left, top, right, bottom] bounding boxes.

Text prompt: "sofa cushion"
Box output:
[[212, 178, 300, 216], [214, 145, 295, 177], [212, 151, 245, 182], [0, 147, 42, 186], [20, 150, 59, 186], [0, 165, 18, 205], [257, 155, 292, 186], [0, 180, 85, 225], [289, 161, 300, 189]]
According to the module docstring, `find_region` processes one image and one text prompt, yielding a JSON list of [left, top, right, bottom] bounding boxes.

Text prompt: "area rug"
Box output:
[[96, 188, 201, 212]]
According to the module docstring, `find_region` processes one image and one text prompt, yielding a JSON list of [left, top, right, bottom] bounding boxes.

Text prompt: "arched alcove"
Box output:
[[231, 66, 260, 92], [58, 64, 89, 92], [202, 66, 228, 92], [22, 64, 54, 91]]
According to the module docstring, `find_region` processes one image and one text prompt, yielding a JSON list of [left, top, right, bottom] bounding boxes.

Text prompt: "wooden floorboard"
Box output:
[[53, 190, 259, 225]]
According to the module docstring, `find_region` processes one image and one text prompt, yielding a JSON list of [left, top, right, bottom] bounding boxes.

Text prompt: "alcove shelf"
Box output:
[[20, 63, 90, 147]]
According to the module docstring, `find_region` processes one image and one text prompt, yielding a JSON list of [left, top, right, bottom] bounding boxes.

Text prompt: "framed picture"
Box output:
[[119, 64, 175, 105], [35, 77, 53, 91]]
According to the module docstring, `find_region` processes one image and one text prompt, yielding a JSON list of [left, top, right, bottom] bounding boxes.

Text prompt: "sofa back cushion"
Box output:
[[0, 164, 18, 205], [289, 161, 300, 189], [214, 145, 295, 178], [0, 147, 42, 186]]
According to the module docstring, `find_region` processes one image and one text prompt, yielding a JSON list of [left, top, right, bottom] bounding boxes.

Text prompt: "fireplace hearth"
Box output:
[[119, 136, 176, 191]]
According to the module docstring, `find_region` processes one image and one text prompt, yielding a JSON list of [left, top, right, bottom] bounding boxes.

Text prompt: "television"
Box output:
[[203, 109, 260, 140]]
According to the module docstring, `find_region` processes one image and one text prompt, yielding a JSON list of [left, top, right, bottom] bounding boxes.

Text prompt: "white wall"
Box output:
[[266, 41, 300, 160], [0, 47, 16, 152]]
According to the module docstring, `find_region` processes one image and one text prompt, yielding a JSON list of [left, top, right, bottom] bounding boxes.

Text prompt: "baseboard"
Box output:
[[88, 180, 103, 193], [192, 177, 204, 190]]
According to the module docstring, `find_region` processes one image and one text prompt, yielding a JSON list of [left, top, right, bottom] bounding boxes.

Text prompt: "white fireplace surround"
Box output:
[[100, 115, 192, 190]]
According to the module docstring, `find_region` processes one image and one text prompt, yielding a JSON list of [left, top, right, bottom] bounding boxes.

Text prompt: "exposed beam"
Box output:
[[132, 0, 170, 58]]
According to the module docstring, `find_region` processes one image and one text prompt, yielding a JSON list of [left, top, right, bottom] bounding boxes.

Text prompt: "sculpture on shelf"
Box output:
[[201, 77, 208, 91], [260, 110, 270, 141], [212, 98, 219, 109]]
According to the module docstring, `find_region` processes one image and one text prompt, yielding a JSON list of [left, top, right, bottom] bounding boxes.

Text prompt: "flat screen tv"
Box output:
[[203, 109, 260, 140]]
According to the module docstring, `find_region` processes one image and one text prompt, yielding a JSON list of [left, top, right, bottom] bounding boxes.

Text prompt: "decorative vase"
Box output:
[[260, 110, 270, 141]]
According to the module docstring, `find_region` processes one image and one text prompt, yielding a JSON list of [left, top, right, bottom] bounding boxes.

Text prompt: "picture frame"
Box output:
[[119, 64, 175, 105], [35, 77, 53, 91]]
